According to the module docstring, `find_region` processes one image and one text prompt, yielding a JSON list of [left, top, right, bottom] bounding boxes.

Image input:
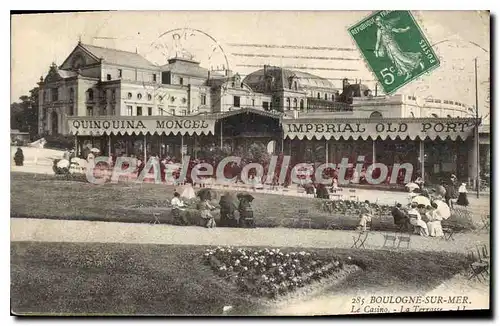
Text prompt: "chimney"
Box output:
[[342, 78, 349, 91]]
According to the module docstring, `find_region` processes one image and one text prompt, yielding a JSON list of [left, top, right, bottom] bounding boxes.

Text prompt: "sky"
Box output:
[[11, 10, 490, 117]]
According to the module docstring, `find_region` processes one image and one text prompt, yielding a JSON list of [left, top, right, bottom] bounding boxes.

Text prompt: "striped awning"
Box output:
[[282, 118, 478, 141], [67, 116, 216, 136]]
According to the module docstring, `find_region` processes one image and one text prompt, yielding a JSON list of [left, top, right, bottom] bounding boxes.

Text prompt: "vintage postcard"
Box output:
[[10, 10, 490, 316]]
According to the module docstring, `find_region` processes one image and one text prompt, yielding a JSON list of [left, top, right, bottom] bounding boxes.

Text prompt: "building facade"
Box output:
[[37, 42, 488, 186]]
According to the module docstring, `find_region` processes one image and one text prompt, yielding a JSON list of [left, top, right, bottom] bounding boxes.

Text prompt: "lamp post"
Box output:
[[474, 58, 480, 198], [430, 39, 488, 198]]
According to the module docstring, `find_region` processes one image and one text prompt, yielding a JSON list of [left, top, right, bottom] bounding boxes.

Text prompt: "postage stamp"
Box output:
[[348, 10, 440, 94], [10, 11, 490, 317]]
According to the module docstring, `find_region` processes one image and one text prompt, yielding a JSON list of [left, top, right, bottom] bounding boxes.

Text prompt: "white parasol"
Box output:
[[181, 184, 196, 199], [405, 182, 420, 192], [412, 196, 431, 207], [90, 148, 101, 153], [435, 200, 451, 220], [56, 159, 70, 169]]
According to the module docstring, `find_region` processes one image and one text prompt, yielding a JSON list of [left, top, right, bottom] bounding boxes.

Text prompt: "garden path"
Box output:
[[11, 218, 489, 255]]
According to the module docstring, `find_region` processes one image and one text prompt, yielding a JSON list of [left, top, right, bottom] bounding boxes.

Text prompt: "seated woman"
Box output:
[[356, 201, 374, 231], [219, 192, 238, 227], [238, 197, 255, 228], [199, 198, 216, 228], [171, 192, 188, 225], [407, 203, 429, 236], [426, 202, 444, 237]]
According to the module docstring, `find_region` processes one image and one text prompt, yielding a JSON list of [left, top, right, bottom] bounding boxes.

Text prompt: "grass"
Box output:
[[10, 172, 477, 232], [11, 241, 471, 316]]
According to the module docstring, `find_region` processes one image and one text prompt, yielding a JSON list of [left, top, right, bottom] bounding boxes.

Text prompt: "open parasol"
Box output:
[[56, 159, 70, 169], [411, 195, 431, 207], [405, 182, 419, 192], [90, 148, 101, 153], [237, 192, 254, 202]]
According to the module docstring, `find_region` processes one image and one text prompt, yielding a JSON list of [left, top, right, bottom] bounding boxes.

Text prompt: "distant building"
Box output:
[[36, 42, 488, 185]]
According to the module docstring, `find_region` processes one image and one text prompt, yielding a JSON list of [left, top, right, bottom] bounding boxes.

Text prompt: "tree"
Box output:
[[11, 91, 38, 139]]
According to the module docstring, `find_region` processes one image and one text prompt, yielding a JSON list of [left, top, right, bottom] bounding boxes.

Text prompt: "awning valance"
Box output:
[[282, 118, 477, 141], [67, 117, 215, 136]]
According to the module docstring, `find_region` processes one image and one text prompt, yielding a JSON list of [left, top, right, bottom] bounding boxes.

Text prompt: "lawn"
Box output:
[[10, 172, 476, 232], [11, 241, 471, 316]]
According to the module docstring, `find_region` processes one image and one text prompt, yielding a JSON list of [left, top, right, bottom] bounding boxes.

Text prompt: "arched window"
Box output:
[[294, 81, 298, 90], [370, 111, 383, 118], [87, 89, 94, 101], [324, 93, 328, 100], [317, 92, 321, 99], [300, 99, 304, 110], [286, 98, 291, 110], [293, 98, 298, 109]]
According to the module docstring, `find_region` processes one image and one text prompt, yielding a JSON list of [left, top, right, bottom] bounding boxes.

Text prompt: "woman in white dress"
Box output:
[[408, 203, 429, 236], [426, 202, 444, 237]]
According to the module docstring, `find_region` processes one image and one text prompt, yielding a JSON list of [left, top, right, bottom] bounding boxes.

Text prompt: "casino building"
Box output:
[[37, 41, 489, 185]]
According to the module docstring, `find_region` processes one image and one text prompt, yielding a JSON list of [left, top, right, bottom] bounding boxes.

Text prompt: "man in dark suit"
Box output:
[[391, 203, 410, 230]]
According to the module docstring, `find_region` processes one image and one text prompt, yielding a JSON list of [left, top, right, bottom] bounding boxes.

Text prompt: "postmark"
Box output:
[[348, 10, 440, 94], [142, 28, 232, 114]]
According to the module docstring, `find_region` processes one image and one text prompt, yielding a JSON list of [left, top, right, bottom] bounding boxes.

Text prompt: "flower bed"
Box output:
[[203, 247, 355, 299]]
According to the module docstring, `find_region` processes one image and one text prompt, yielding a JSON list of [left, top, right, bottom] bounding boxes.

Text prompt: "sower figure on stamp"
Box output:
[[374, 16, 424, 81]]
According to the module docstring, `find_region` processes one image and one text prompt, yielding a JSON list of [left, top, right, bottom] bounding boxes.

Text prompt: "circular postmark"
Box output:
[[141, 28, 232, 115]]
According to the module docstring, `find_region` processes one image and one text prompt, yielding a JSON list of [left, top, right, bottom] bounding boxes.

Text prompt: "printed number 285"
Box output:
[[380, 67, 396, 85]]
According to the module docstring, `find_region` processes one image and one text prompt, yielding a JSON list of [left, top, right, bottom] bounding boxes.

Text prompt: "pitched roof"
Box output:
[[80, 43, 158, 70]]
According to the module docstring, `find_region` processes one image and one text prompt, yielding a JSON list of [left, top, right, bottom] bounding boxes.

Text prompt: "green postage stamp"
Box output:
[[348, 10, 440, 94]]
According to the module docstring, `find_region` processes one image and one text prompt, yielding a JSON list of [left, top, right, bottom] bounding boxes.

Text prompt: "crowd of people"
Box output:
[[354, 173, 470, 238], [170, 189, 255, 229]]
